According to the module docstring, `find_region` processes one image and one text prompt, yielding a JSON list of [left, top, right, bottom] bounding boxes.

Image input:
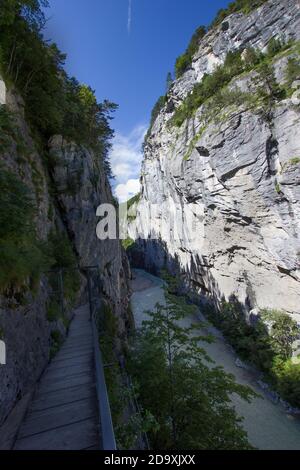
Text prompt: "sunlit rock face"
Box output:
[[130, 0, 300, 321], [0, 76, 6, 105], [171, 0, 300, 101]]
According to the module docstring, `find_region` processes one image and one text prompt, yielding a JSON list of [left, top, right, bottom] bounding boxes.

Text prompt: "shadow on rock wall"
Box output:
[[127, 238, 255, 319]]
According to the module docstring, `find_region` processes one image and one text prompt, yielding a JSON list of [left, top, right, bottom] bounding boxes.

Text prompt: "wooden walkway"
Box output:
[[14, 305, 101, 450]]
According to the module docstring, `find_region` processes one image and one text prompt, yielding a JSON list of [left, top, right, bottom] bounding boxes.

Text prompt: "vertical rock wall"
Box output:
[[130, 0, 300, 322], [0, 85, 131, 427]]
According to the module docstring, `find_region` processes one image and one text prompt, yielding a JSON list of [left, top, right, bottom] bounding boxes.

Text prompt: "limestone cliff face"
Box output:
[[130, 0, 300, 322], [48, 136, 131, 332], [0, 82, 131, 427]]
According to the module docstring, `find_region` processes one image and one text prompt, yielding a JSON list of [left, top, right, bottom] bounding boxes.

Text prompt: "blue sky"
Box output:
[[44, 0, 230, 201]]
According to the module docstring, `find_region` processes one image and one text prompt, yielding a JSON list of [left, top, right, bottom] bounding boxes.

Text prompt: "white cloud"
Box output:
[[110, 124, 146, 202], [115, 179, 140, 203], [127, 0, 132, 34]]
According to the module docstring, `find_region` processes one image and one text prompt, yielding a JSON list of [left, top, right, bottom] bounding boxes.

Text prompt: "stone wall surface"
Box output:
[[0, 85, 131, 428]]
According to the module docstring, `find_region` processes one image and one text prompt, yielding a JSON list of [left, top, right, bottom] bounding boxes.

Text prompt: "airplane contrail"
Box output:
[[127, 0, 132, 34]]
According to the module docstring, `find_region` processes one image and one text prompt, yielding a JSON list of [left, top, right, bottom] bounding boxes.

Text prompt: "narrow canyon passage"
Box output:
[[130, 269, 300, 450]]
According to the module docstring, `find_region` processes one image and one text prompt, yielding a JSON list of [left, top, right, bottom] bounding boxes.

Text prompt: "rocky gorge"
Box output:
[[1, 0, 300, 452], [129, 0, 300, 325]]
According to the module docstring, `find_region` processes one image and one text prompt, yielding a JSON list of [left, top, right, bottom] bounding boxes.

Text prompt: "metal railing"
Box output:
[[85, 267, 150, 450], [126, 374, 150, 450], [48, 266, 148, 450], [84, 266, 117, 451], [48, 266, 117, 450]]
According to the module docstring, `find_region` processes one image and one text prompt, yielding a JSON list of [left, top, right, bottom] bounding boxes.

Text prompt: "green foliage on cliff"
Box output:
[[125, 192, 141, 223], [45, 231, 80, 302], [267, 37, 285, 58], [261, 309, 299, 360], [0, 1, 116, 301], [128, 291, 256, 449], [0, 162, 80, 299], [204, 301, 300, 408], [171, 49, 247, 127], [0, 106, 16, 151], [289, 157, 300, 165], [143, 95, 167, 145], [144, 11, 295, 143], [0, 0, 48, 29], [0, 105, 30, 157], [50, 329, 63, 358], [173, 0, 270, 81], [210, 0, 269, 29], [253, 61, 287, 119], [285, 57, 300, 86], [122, 238, 135, 251], [127, 192, 141, 210], [0, 165, 46, 294], [171, 39, 289, 128], [46, 299, 61, 322], [273, 358, 300, 408], [0, 0, 116, 177], [175, 26, 206, 79]]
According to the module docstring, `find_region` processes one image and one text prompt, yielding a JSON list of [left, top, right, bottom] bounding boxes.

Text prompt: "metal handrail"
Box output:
[[84, 266, 117, 450], [91, 305, 117, 450], [126, 375, 150, 450], [46, 266, 117, 449]]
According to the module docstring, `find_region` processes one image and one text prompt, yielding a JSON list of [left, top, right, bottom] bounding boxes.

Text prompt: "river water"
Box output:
[[130, 269, 300, 450]]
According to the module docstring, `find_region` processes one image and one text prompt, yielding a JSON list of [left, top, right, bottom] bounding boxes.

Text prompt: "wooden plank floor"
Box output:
[[14, 305, 101, 450]]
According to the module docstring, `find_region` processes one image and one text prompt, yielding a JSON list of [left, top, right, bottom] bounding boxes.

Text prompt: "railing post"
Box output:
[[91, 315, 117, 450], [86, 272, 93, 320], [82, 265, 117, 450], [58, 268, 64, 318]]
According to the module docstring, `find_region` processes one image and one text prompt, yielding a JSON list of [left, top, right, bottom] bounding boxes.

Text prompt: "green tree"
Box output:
[[285, 57, 300, 86], [0, 0, 48, 29], [210, 0, 269, 29], [273, 358, 300, 408], [143, 95, 166, 146], [255, 62, 285, 117], [166, 72, 173, 94], [45, 231, 80, 301], [243, 47, 262, 68], [170, 36, 293, 128], [129, 291, 256, 449], [224, 50, 243, 75], [175, 53, 191, 78], [188, 26, 206, 55], [0, 0, 117, 177], [205, 301, 300, 408], [0, 164, 47, 293], [267, 37, 283, 58], [175, 25, 206, 78], [262, 310, 299, 360]]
